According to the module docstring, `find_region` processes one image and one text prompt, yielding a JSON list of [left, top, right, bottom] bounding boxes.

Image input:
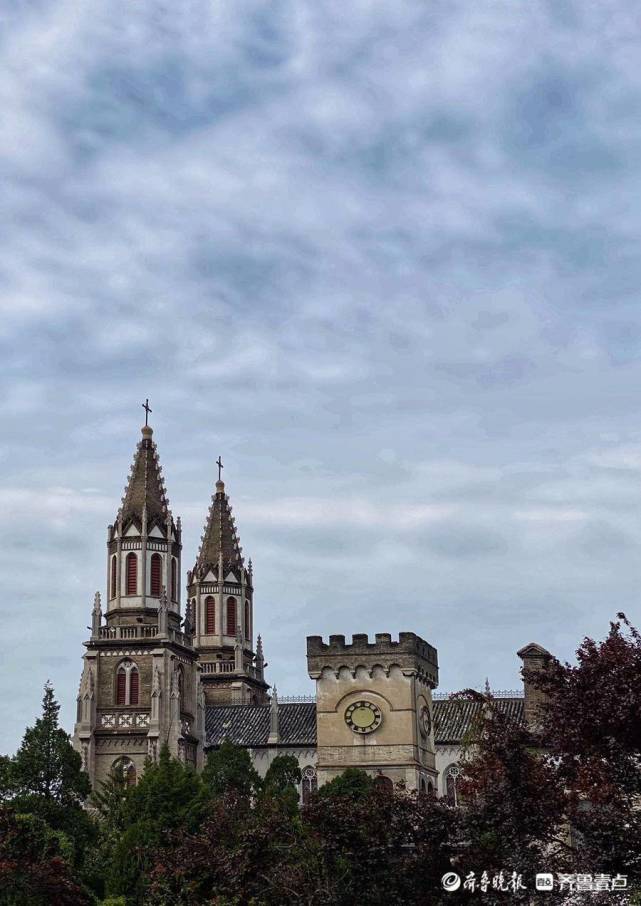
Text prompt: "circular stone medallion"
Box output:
[[344, 700, 383, 734]]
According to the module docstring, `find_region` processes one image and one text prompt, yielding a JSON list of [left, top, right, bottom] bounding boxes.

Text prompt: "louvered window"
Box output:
[[244, 600, 250, 640], [110, 556, 117, 599], [171, 557, 177, 601], [126, 553, 137, 595], [116, 670, 126, 705], [150, 553, 162, 597], [205, 596, 215, 634], [129, 669, 139, 705], [226, 597, 237, 636]]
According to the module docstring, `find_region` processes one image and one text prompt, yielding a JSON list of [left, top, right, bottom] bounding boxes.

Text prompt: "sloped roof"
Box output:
[[194, 480, 244, 575], [205, 703, 316, 747], [204, 697, 525, 749], [119, 426, 170, 525], [433, 697, 524, 744]]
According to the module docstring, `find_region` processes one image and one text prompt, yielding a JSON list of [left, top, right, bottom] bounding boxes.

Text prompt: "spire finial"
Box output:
[[268, 685, 279, 743], [142, 397, 152, 427], [484, 677, 491, 697], [216, 455, 224, 482]]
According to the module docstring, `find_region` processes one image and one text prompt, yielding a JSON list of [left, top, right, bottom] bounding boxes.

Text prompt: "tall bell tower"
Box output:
[[188, 463, 268, 705], [73, 408, 203, 790]]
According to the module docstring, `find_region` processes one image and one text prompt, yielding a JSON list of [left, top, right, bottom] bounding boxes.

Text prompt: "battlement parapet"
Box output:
[[307, 632, 438, 686]]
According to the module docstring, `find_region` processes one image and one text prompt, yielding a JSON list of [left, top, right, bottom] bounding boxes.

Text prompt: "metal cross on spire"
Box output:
[[216, 456, 224, 481], [142, 398, 152, 426]]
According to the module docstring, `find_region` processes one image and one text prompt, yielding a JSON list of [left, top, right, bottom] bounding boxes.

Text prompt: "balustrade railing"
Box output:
[[97, 624, 192, 647]]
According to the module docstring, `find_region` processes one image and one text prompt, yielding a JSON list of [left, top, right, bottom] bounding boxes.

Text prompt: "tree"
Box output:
[[92, 764, 133, 835], [7, 683, 96, 876], [455, 691, 567, 898], [304, 779, 457, 905], [202, 739, 261, 800], [106, 746, 205, 902], [316, 767, 373, 800], [531, 614, 641, 892], [261, 754, 302, 814], [11, 683, 90, 814], [0, 808, 90, 905]]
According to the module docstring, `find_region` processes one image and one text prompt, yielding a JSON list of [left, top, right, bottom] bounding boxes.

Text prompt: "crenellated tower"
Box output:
[[73, 414, 203, 790], [188, 467, 268, 706]]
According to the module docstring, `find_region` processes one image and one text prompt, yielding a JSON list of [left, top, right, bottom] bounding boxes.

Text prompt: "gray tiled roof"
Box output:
[[433, 697, 524, 744], [205, 697, 524, 749], [205, 702, 317, 748]]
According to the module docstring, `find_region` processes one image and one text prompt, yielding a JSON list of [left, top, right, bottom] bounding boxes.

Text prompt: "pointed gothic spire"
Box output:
[[91, 591, 102, 637], [194, 470, 244, 577], [268, 685, 279, 744], [118, 423, 171, 526]]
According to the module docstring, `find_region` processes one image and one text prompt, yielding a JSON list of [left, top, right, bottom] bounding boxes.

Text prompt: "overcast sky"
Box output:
[[2, 0, 641, 753]]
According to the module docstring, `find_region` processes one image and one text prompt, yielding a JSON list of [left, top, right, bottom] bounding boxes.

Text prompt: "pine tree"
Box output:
[[12, 683, 90, 807], [92, 765, 132, 835]]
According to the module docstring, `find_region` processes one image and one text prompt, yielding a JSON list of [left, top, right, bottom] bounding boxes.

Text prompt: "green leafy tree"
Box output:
[[107, 746, 205, 902], [317, 766, 373, 799], [93, 764, 133, 834], [0, 808, 90, 905], [202, 739, 261, 800], [261, 754, 302, 814], [0, 754, 12, 800]]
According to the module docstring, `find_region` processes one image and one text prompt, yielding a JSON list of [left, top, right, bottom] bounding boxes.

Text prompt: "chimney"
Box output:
[[517, 642, 553, 728]]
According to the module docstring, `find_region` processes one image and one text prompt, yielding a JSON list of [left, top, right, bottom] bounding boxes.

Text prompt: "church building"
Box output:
[[73, 417, 549, 800]]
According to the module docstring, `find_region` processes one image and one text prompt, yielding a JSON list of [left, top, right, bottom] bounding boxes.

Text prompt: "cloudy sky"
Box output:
[[2, 0, 641, 752]]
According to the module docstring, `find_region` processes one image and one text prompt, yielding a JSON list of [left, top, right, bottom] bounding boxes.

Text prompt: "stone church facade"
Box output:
[[73, 421, 549, 799]]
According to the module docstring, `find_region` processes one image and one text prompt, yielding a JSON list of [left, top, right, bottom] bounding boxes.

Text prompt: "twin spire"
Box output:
[[117, 402, 245, 575]]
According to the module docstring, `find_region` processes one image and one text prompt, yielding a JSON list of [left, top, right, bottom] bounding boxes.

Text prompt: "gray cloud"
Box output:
[[2, 0, 641, 752]]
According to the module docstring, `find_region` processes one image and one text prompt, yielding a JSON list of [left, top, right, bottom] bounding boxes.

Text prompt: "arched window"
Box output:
[[301, 766, 317, 805], [129, 667, 139, 705], [244, 600, 250, 639], [226, 597, 237, 635], [177, 665, 183, 701], [205, 596, 215, 634], [126, 553, 137, 595], [374, 774, 394, 794], [150, 553, 162, 597], [110, 556, 117, 599], [427, 780, 435, 795], [445, 764, 462, 806], [116, 668, 126, 705], [171, 558, 177, 601], [113, 757, 136, 788], [116, 659, 139, 706]]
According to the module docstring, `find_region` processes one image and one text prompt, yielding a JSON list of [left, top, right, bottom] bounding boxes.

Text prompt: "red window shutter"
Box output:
[[129, 670, 139, 705], [205, 596, 215, 634], [226, 597, 236, 635], [126, 554, 137, 595], [171, 558, 177, 601], [116, 671, 126, 705], [244, 601, 250, 638], [111, 556, 117, 599], [150, 554, 162, 597]]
